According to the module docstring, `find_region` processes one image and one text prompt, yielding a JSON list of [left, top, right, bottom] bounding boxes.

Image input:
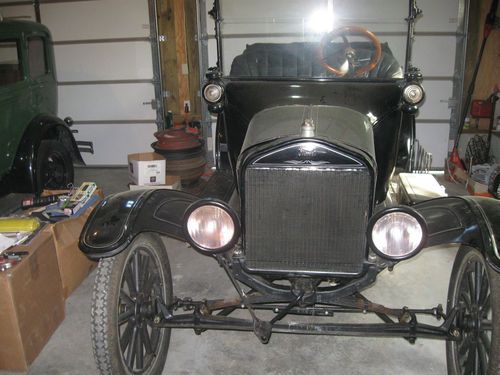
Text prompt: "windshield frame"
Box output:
[[208, 0, 421, 81]]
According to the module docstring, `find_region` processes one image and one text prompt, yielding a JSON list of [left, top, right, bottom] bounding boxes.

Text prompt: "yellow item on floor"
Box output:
[[0, 218, 40, 233]]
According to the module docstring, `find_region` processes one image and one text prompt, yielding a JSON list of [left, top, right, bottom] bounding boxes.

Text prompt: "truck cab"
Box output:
[[0, 19, 83, 195]]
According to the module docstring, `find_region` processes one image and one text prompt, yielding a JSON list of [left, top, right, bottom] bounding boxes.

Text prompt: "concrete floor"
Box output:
[[0, 168, 467, 375]]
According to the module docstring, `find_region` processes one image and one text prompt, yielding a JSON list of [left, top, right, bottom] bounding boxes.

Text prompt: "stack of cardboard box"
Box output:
[[0, 190, 102, 370]]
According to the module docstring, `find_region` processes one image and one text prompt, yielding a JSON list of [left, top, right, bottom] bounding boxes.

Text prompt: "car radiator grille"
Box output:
[[244, 166, 372, 275]]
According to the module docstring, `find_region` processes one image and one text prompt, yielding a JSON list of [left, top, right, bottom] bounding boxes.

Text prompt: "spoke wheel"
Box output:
[[91, 233, 172, 375], [446, 246, 500, 375]]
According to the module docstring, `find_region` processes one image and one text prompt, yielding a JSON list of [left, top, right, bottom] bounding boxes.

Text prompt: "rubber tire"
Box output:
[[91, 233, 172, 375], [446, 246, 500, 374], [36, 139, 74, 193]]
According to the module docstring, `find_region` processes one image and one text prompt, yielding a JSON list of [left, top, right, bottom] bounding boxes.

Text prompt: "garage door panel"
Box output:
[[413, 36, 456, 77], [416, 122, 450, 168], [416, 0, 459, 32], [0, 4, 35, 20], [55, 42, 153, 82], [41, 0, 150, 41], [74, 123, 157, 165], [417, 81, 453, 120], [58, 84, 156, 121], [218, 0, 409, 33]]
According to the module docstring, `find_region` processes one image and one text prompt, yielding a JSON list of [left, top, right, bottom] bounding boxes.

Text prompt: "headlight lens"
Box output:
[[203, 83, 224, 103], [403, 84, 424, 105], [369, 209, 426, 260], [184, 201, 239, 253]]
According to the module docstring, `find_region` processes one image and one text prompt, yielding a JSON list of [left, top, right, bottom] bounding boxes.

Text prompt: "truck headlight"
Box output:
[[368, 207, 427, 260], [183, 200, 239, 254]]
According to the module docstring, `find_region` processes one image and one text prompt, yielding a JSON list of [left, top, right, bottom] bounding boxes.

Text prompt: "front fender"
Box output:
[[414, 196, 500, 270], [79, 189, 198, 260], [10, 115, 84, 192]]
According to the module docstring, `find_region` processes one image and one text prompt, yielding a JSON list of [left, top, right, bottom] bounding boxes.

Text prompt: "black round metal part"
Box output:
[[208, 103, 224, 113], [401, 104, 419, 114], [446, 246, 500, 374], [367, 205, 428, 260], [36, 140, 74, 192], [182, 198, 240, 255], [205, 67, 223, 80]]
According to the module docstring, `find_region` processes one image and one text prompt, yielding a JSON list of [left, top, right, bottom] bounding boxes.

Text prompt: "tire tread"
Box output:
[[91, 258, 115, 375]]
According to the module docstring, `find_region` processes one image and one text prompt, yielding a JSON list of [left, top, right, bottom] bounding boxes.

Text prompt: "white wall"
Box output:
[[0, 0, 157, 165]]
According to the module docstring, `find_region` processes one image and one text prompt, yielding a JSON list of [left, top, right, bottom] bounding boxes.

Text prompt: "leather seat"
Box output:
[[230, 42, 402, 79]]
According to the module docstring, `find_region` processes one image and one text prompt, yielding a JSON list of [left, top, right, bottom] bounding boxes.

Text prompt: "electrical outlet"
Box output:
[[183, 100, 191, 113]]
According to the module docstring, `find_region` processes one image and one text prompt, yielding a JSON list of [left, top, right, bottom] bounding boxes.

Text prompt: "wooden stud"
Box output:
[[157, 0, 180, 117], [185, 0, 201, 118], [156, 0, 201, 121]]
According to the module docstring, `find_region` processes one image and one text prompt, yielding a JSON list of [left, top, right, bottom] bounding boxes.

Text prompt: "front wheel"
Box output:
[[91, 233, 172, 375], [446, 246, 500, 374]]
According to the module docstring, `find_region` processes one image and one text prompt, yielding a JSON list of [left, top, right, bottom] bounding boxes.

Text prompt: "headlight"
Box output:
[[203, 83, 224, 103], [403, 84, 424, 105], [183, 200, 239, 254], [368, 207, 427, 260]]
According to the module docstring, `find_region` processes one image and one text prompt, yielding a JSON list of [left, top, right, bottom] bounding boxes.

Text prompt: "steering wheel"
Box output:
[[319, 26, 382, 77]]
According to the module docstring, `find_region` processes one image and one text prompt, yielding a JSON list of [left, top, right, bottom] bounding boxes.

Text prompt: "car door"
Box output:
[[0, 37, 31, 179], [26, 35, 57, 117]]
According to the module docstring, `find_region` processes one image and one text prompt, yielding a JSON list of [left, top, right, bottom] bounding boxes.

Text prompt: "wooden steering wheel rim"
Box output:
[[319, 26, 382, 77]]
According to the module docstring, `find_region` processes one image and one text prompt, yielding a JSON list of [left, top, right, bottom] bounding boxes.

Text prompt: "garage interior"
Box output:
[[0, 0, 499, 374]]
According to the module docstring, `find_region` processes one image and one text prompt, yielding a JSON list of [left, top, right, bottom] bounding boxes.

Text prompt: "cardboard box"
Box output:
[[0, 231, 65, 371], [467, 177, 493, 197], [128, 152, 166, 186], [398, 173, 447, 204], [478, 118, 492, 130], [44, 192, 102, 299], [129, 175, 181, 191]]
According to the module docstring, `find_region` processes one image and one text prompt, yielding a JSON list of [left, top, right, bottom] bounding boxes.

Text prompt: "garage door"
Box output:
[[202, 0, 463, 168], [0, 0, 163, 166]]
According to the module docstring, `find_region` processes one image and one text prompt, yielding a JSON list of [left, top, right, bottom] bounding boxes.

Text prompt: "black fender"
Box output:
[[9, 114, 84, 192], [414, 196, 500, 271], [395, 113, 415, 171], [79, 189, 198, 260]]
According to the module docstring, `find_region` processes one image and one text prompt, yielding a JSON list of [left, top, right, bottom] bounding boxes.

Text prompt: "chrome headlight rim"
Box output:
[[182, 199, 240, 255], [402, 83, 425, 105], [202, 82, 224, 104], [367, 206, 428, 261]]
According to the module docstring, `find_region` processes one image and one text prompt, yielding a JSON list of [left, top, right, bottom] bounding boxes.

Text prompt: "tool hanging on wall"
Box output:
[[448, 0, 499, 170]]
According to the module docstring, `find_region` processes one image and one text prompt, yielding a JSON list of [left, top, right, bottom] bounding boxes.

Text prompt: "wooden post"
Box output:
[[157, 0, 201, 122]]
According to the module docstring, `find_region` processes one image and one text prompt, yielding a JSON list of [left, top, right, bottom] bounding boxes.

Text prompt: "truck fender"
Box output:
[[79, 189, 199, 260], [10, 114, 85, 191], [414, 196, 500, 271]]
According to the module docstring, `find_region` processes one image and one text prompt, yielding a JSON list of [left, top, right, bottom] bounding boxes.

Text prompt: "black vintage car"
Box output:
[[79, 1, 500, 374]]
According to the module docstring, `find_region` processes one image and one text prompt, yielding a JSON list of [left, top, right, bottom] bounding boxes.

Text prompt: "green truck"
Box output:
[[0, 19, 86, 195]]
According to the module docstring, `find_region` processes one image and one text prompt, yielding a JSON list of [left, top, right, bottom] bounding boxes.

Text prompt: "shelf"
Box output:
[[462, 129, 500, 136]]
